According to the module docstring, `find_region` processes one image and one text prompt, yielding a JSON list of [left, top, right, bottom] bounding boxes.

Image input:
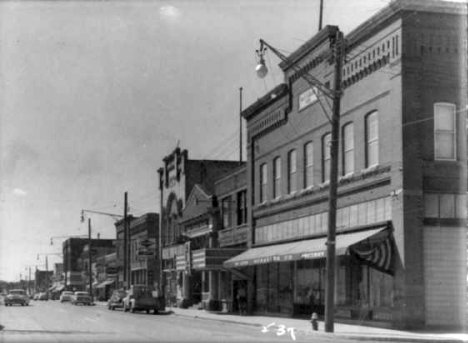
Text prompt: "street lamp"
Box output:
[[255, 28, 345, 333]]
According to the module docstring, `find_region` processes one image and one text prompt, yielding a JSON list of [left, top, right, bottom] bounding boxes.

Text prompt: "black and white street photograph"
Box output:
[[1, 0, 467, 342]]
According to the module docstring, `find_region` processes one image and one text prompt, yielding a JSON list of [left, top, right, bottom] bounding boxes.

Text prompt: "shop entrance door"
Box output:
[[190, 271, 202, 304]]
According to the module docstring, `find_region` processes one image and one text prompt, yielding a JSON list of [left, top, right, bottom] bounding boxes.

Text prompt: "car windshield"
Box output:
[[10, 290, 25, 295]]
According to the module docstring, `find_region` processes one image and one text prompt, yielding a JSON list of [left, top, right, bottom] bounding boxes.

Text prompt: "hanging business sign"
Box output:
[[137, 238, 156, 257]]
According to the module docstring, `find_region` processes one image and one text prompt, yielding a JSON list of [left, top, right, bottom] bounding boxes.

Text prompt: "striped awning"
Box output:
[[224, 226, 392, 272]]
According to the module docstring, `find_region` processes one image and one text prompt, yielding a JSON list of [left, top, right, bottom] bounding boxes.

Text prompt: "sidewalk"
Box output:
[[96, 302, 468, 342]]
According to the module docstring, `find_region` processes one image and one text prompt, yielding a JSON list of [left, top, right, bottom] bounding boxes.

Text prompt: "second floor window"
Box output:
[[343, 123, 354, 175], [222, 196, 232, 228], [434, 103, 456, 160], [237, 190, 247, 225], [288, 150, 297, 193], [304, 142, 313, 188], [365, 111, 379, 167], [273, 157, 281, 198], [322, 133, 331, 182], [260, 163, 267, 203]]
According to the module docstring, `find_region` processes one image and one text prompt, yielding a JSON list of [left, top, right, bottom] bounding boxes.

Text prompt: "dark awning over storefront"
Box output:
[[223, 226, 390, 269]]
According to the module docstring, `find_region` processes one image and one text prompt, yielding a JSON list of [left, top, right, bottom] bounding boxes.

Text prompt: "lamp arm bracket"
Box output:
[[259, 39, 336, 100]]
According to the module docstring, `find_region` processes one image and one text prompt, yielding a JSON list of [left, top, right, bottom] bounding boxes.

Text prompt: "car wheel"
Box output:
[[153, 309, 158, 315], [146, 309, 150, 314]]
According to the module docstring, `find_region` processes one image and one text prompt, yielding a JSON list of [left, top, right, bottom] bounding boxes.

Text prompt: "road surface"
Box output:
[[0, 300, 315, 343]]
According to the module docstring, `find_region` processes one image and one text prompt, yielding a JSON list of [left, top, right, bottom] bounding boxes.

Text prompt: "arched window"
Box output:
[[342, 123, 354, 175], [288, 150, 297, 193], [322, 133, 331, 182], [273, 157, 281, 199], [365, 111, 379, 167], [434, 103, 456, 160], [304, 142, 313, 188]]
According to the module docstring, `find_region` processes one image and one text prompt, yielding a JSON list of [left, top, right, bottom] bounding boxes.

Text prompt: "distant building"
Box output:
[[63, 238, 88, 291], [35, 270, 53, 293], [157, 147, 244, 305], [95, 252, 118, 301], [63, 238, 115, 292], [114, 213, 160, 290], [79, 239, 115, 293]]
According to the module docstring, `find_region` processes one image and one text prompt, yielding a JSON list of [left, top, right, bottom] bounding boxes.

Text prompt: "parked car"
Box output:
[[60, 291, 74, 303], [123, 285, 160, 314], [4, 289, 29, 306], [107, 290, 127, 310], [37, 292, 48, 301], [71, 291, 93, 306]]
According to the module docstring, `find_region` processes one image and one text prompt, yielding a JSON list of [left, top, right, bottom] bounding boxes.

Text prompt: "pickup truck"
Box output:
[[123, 285, 163, 314]]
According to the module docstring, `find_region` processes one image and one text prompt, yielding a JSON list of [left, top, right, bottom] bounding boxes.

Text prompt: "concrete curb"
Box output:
[[95, 302, 466, 343], [171, 311, 467, 343]]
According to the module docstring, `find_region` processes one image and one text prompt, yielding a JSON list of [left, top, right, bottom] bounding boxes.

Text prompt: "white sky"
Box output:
[[0, 0, 463, 282]]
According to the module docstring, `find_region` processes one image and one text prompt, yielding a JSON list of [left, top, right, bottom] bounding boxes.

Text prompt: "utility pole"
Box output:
[[28, 267, 31, 296], [124, 192, 129, 288], [239, 87, 243, 164], [255, 27, 345, 333], [88, 218, 93, 299], [324, 29, 344, 333], [319, 0, 324, 31]]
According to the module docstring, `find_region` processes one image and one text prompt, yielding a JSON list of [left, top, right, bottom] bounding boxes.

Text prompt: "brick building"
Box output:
[[157, 147, 245, 305], [224, 0, 467, 329], [62, 238, 88, 291], [114, 213, 159, 289], [172, 164, 247, 310]]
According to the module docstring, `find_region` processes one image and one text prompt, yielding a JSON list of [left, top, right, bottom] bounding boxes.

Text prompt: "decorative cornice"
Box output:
[[242, 83, 288, 120]]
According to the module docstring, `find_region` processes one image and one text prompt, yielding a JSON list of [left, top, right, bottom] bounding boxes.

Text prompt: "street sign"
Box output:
[[139, 239, 155, 248]]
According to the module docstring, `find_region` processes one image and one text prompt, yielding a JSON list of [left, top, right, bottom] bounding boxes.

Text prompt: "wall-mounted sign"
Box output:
[[299, 87, 318, 110], [106, 267, 118, 275]]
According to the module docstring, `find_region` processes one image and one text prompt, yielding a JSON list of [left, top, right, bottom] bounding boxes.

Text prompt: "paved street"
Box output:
[[0, 300, 326, 343]]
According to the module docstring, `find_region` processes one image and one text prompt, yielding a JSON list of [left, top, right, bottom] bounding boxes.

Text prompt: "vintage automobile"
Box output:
[[4, 289, 30, 306], [60, 291, 74, 303], [107, 290, 127, 310], [71, 291, 93, 306], [123, 285, 161, 314]]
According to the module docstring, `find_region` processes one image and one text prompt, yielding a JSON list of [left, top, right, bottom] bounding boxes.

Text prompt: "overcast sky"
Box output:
[[0, 0, 414, 281]]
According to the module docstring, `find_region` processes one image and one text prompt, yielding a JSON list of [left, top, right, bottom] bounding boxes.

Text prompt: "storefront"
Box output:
[[224, 225, 394, 320]]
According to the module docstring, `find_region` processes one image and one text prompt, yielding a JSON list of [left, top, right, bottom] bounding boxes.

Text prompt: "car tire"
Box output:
[[146, 309, 150, 314], [153, 309, 158, 315]]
